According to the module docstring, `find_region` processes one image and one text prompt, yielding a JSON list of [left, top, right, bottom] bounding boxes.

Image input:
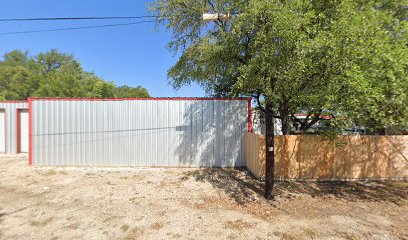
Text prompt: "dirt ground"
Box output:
[[0, 155, 407, 240]]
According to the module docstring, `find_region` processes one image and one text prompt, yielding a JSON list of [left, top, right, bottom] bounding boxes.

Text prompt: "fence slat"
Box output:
[[244, 133, 408, 180]]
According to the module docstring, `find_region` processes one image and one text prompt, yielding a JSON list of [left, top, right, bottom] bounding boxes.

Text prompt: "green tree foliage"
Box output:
[[150, 0, 408, 134], [114, 85, 150, 98], [151, 0, 407, 198], [328, 2, 408, 134], [0, 49, 150, 100]]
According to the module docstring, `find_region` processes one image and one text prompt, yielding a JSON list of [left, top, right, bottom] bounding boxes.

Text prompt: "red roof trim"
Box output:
[[28, 97, 249, 101], [0, 100, 28, 103]]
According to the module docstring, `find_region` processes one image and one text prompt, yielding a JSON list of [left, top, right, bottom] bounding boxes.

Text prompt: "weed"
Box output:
[[121, 224, 130, 232], [125, 227, 145, 240], [304, 228, 317, 238], [67, 222, 80, 229], [29, 217, 54, 227], [224, 219, 253, 230], [274, 231, 302, 240], [150, 222, 164, 230], [44, 171, 57, 176]]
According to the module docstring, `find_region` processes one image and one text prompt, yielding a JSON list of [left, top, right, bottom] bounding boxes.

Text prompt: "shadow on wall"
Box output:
[[270, 135, 408, 180], [32, 100, 247, 167], [175, 100, 247, 167]]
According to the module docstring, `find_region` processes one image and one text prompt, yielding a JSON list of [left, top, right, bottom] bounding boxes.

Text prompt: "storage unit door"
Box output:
[[0, 110, 5, 153], [19, 110, 29, 153]]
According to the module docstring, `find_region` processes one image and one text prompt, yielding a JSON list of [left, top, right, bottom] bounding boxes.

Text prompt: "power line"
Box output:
[[0, 16, 159, 22], [0, 20, 156, 35]]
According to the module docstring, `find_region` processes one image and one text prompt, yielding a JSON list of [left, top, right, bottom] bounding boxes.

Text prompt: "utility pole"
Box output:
[[203, 13, 275, 199], [202, 13, 231, 22]]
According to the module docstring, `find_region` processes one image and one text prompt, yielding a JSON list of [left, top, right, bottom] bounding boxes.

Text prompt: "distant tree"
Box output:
[[0, 50, 37, 100], [114, 85, 150, 98], [3, 50, 30, 65], [0, 49, 150, 100]]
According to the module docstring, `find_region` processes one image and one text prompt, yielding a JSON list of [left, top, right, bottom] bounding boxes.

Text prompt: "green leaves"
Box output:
[[331, 0, 408, 133], [0, 49, 150, 100], [153, 0, 407, 134], [113, 85, 150, 98]]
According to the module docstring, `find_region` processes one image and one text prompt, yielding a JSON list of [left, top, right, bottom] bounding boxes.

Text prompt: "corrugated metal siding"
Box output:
[[0, 101, 29, 154], [31, 99, 248, 167]]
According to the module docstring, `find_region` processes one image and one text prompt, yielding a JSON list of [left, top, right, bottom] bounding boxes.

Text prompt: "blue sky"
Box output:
[[0, 0, 205, 97]]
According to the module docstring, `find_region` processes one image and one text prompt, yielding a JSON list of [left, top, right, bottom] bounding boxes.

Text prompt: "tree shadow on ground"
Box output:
[[0, 206, 30, 239], [276, 180, 408, 205], [181, 168, 408, 206], [0, 207, 5, 239], [181, 168, 263, 204]]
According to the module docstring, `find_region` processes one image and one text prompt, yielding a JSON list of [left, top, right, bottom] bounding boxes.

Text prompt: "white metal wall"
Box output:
[[0, 110, 5, 153], [251, 109, 283, 135], [0, 101, 29, 155], [19, 110, 29, 152], [31, 99, 248, 167]]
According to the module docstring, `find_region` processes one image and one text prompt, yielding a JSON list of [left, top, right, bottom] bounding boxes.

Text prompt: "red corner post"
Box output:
[[28, 98, 33, 165], [247, 98, 252, 133]]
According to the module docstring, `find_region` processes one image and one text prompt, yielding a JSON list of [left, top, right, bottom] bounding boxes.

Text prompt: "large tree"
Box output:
[[114, 85, 150, 98], [0, 49, 151, 100], [151, 0, 408, 198]]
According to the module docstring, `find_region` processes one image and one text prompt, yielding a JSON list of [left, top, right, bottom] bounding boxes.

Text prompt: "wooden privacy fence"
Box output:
[[244, 133, 408, 180]]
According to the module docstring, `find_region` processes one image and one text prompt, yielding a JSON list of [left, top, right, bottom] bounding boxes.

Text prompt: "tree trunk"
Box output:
[[264, 97, 275, 199], [279, 98, 290, 135]]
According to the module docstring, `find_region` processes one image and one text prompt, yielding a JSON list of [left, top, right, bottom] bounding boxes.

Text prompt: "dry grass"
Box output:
[[224, 219, 253, 230], [274, 231, 304, 240], [128, 197, 137, 204], [150, 222, 164, 231], [125, 227, 145, 240], [30, 217, 54, 227], [0, 155, 407, 240], [43, 170, 57, 176], [66, 222, 80, 230]]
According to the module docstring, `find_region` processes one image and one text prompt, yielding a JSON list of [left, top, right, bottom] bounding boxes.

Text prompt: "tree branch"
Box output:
[[300, 109, 324, 131], [253, 92, 265, 112]]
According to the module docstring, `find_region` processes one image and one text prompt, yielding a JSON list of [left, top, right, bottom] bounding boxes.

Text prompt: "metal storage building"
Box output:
[[0, 101, 29, 155], [29, 98, 250, 167]]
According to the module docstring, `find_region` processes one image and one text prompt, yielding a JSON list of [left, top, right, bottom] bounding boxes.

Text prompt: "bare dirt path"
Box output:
[[0, 155, 407, 240]]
